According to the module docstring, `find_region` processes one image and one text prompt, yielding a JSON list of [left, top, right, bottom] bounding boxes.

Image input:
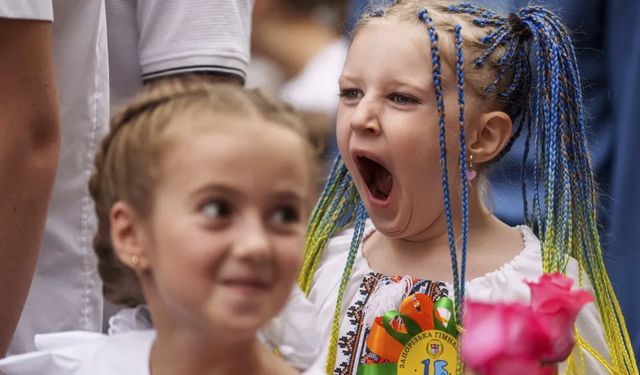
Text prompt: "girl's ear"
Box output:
[[468, 111, 513, 163], [110, 201, 151, 272]]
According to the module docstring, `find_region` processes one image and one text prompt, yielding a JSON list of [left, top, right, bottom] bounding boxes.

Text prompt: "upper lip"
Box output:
[[350, 148, 390, 172], [219, 275, 272, 288]]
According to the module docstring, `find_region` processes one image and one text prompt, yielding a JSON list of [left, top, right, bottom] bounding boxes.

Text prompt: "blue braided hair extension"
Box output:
[[444, 3, 637, 372], [418, 8, 464, 328], [454, 24, 469, 322]]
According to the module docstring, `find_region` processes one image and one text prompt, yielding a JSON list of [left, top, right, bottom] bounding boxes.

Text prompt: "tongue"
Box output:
[[372, 167, 393, 198]]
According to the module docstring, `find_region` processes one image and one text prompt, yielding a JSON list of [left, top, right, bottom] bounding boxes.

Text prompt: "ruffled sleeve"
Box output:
[[463, 226, 611, 373], [0, 331, 106, 374], [258, 286, 321, 370], [464, 226, 544, 303]]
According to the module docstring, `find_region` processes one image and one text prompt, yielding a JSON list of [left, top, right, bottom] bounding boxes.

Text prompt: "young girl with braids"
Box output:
[[297, 1, 638, 374], [0, 79, 324, 374]]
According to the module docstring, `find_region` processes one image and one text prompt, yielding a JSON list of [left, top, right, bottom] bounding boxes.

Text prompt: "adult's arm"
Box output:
[[0, 18, 61, 356]]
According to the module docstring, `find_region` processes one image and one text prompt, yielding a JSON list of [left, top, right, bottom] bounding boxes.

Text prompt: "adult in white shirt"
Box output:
[[106, 0, 253, 107], [0, 0, 109, 356]]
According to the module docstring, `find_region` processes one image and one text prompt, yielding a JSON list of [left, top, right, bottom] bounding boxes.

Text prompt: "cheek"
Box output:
[[275, 236, 304, 278], [154, 232, 225, 297], [335, 107, 352, 152], [273, 236, 303, 291]]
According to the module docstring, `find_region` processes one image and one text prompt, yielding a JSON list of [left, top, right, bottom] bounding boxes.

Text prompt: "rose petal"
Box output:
[[489, 358, 555, 375], [462, 301, 552, 373], [527, 274, 594, 362]]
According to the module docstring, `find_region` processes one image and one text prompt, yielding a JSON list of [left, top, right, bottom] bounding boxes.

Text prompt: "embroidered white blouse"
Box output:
[[305, 221, 611, 374]]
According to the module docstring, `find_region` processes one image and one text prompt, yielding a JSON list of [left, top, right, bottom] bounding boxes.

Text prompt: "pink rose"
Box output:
[[462, 301, 552, 375], [527, 273, 593, 362], [461, 273, 593, 375]]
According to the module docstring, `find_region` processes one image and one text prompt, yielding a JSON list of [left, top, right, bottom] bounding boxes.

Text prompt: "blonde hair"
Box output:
[[356, 0, 525, 117], [89, 78, 317, 306]]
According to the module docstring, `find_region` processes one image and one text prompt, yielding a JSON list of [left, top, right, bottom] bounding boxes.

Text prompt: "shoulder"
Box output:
[[0, 330, 155, 375], [260, 286, 321, 370], [465, 226, 544, 303], [308, 220, 373, 299], [75, 330, 155, 375], [0, 331, 106, 375]]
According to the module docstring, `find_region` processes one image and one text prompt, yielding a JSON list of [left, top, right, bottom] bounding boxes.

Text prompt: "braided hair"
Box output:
[[299, 1, 637, 373], [89, 78, 315, 307]]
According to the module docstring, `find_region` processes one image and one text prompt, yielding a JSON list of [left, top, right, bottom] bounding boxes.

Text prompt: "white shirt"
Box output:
[[305, 221, 611, 374], [106, 286, 321, 370], [0, 329, 326, 375], [106, 0, 253, 107], [0, 0, 109, 355], [0, 330, 154, 375]]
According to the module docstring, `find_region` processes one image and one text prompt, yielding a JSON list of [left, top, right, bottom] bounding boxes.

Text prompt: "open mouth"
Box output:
[[356, 155, 393, 202]]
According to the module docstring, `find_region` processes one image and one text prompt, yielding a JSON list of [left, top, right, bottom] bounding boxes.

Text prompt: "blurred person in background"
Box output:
[[248, 0, 350, 158], [0, 0, 108, 356], [106, 0, 252, 107]]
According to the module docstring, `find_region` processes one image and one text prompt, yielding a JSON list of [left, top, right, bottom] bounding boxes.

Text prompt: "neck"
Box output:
[[365, 186, 523, 282], [150, 326, 268, 375], [141, 285, 294, 375], [252, 16, 338, 79]]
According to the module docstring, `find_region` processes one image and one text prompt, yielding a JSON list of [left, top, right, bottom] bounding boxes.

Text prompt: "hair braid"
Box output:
[[445, 4, 638, 372]]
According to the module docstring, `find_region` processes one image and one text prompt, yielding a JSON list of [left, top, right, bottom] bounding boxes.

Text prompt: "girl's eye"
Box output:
[[270, 206, 300, 225], [389, 93, 419, 105], [339, 88, 363, 101], [200, 200, 231, 219]]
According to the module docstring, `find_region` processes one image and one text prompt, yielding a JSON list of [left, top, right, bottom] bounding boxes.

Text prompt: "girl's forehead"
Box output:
[[342, 19, 432, 80], [348, 19, 429, 60], [355, 18, 427, 42]]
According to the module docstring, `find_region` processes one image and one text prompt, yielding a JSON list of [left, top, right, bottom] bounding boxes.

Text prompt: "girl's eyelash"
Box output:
[[339, 88, 362, 99], [389, 93, 421, 104], [200, 199, 232, 219], [271, 205, 301, 224]]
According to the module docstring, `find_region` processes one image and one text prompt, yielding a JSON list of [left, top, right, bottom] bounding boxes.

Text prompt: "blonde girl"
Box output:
[[297, 1, 637, 374]]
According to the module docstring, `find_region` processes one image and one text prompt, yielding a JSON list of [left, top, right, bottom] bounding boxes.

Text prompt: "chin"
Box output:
[[226, 301, 272, 326], [364, 204, 411, 238], [205, 309, 269, 339]]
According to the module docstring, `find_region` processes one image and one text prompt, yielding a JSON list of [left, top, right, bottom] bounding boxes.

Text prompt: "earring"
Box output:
[[131, 255, 140, 267], [467, 154, 477, 181]]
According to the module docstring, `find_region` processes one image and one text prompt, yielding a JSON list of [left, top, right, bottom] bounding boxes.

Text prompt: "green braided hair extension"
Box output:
[[296, 154, 365, 373], [298, 156, 360, 294], [443, 3, 637, 372]]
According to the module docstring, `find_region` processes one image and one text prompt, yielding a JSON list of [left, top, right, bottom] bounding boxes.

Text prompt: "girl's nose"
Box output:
[[349, 98, 381, 135], [233, 215, 271, 262]]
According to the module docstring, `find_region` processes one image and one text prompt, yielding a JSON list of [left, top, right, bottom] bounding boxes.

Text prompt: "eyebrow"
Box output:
[[339, 73, 428, 94], [190, 184, 305, 204], [339, 72, 357, 81], [270, 191, 305, 204], [190, 184, 242, 201]]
